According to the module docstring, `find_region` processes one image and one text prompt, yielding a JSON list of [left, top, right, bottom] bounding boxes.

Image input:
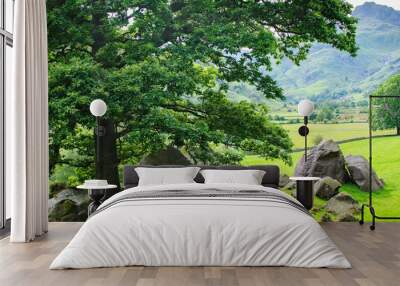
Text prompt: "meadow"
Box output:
[[281, 123, 395, 149], [243, 136, 400, 221]]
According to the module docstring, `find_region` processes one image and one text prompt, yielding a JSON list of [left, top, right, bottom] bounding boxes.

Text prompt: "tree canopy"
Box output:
[[315, 106, 336, 123], [372, 74, 400, 135], [47, 0, 358, 183]]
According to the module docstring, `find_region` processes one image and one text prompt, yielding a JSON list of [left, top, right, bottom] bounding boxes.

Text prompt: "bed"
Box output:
[[50, 165, 350, 269]]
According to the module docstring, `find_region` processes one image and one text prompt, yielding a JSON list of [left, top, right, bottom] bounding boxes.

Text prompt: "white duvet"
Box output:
[[50, 183, 351, 269]]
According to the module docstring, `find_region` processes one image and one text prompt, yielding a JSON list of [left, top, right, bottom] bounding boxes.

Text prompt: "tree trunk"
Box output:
[[397, 126, 400, 135], [95, 118, 120, 195], [91, 0, 107, 57]]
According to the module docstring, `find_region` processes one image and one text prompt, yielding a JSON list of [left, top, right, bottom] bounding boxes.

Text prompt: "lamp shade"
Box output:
[[297, 99, 314, 117], [90, 99, 107, 117]]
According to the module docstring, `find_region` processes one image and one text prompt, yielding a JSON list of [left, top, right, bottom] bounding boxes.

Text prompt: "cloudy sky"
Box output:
[[348, 0, 400, 10]]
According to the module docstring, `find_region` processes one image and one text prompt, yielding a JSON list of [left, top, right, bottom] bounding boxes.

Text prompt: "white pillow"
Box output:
[[200, 169, 266, 185], [135, 167, 200, 186]]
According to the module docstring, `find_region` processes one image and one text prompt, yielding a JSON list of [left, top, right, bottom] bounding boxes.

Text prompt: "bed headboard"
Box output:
[[123, 165, 280, 190]]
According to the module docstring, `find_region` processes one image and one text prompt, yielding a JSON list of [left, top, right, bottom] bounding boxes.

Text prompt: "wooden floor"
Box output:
[[0, 222, 399, 286]]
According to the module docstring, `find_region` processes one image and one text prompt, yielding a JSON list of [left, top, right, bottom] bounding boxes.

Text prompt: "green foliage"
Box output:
[[47, 0, 357, 183], [316, 106, 336, 123], [372, 74, 400, 134]]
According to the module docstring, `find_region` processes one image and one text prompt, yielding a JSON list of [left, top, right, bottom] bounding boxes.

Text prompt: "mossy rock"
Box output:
[[337, 213, 358, 222], [320, 213, 332, 222], [48, 189, 90, 222], [324, 192, 360, 221], [315, 177, 341, 200], [48, 199, 89, 222], [49, 182, 67, 198]]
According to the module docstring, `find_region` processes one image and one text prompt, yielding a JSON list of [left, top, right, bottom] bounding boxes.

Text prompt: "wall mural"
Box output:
[[46, 1, 400, 222]]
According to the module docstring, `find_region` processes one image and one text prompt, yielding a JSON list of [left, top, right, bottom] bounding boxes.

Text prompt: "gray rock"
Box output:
[[345, 155, 384, 192], [295, 140, 349, 183], [337, 213, 358, 222], [325, 192, 360, 216], [314, 177, 341, 200], [285, 181, 296, 190], [48, 189, 90, 222], [49, 182, 67, 198], [320, 213, 332, 222], [140, 145, 192, 165], [279, 174, 290, 188]]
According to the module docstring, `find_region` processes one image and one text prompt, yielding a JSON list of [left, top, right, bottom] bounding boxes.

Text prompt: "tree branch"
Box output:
[[161, 104, 208, 118]]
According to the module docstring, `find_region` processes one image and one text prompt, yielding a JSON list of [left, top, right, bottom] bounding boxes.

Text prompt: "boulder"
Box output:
[[314, 177, 341, 200], [279, 174, 291, 188], [49, 182, 67, 198], [295, 140, 349, 183], [320, 213, 332, 222], [140, 145, 192, 165], [48, 189, 89, 222], [284, 181, 296, 191], [325, 192, 360, 217], [337, 213, 358, 222], [345, 155, 384, 192]]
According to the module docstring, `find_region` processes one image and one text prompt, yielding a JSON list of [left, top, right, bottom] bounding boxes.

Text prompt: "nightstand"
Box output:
[[289, 177, 320, 210], [77, 184, 118, 216]]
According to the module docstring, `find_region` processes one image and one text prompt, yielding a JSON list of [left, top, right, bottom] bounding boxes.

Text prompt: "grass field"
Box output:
[[269, 104, 370, 123], [282, 123, 395, 149], [242, 136, 400, 221]]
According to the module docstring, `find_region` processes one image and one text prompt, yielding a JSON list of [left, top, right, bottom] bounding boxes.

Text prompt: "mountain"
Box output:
[[353, 1, 400, 26], [230, 2, 400, 104]]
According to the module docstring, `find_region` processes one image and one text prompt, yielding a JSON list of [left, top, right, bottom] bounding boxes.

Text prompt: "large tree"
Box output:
[[47, 0, 357, 183], [372, 74, 400, 135]]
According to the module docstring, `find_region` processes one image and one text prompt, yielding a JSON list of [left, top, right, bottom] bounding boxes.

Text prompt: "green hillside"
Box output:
[[229, 2, 400, 105]]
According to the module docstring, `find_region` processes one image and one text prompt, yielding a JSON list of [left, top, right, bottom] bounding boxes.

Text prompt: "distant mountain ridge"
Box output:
[[353, 1, 400, 26], [229, 2, 400, 104], [274, 2, 400, 103]]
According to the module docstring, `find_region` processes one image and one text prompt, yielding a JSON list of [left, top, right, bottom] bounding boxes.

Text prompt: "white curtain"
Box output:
[[8, 0, 49, 242]]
